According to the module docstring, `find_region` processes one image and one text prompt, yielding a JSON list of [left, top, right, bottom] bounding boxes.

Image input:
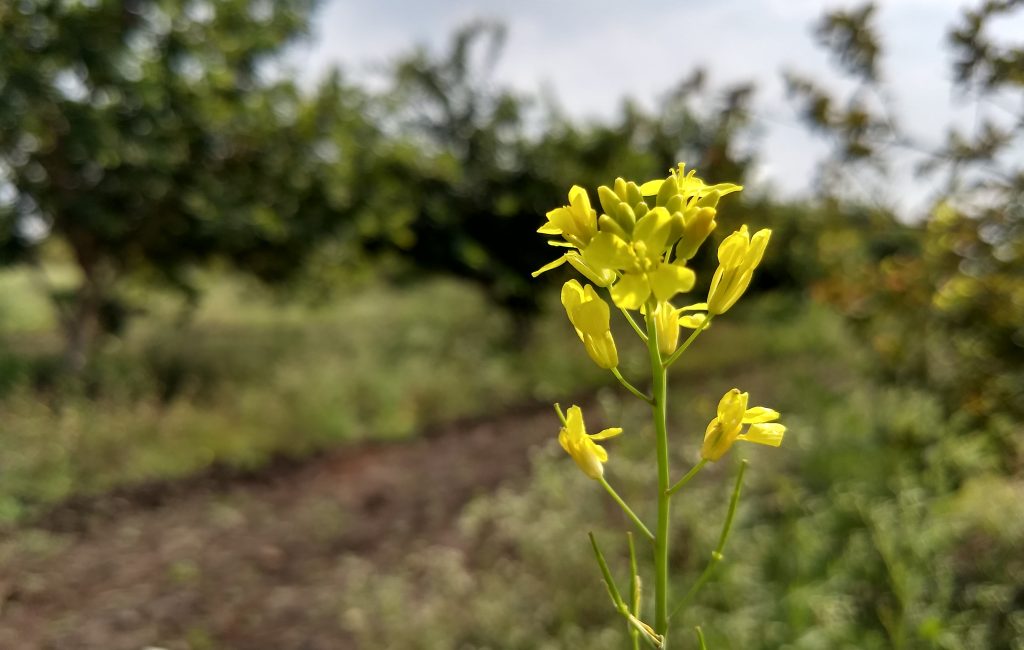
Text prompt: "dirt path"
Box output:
[[0, 403, 563, 650]]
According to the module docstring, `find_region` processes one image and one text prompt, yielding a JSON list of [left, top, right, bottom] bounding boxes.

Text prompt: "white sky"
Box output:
[[292, 0, 1023, 217]]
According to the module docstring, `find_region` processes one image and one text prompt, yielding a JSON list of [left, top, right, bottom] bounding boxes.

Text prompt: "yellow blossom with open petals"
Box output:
[[558, 405, 623, 479], [538, 185, 599, 248], [701, 389, 785, 462], [582, 207, 696, 310]]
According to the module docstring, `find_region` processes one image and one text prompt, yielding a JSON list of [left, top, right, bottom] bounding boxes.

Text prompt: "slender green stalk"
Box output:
[[662, 317, 712, 369], [554, 403, 568, 426], [599, 477, 655, 542], [628, 533, 641, 650], [589, 532, 626, 609], [666, 459, 708, 496], [621, 307, 648, 342], [612, 367, 655, 405], [670, 460, 748, 620], [714, 460, 747, 553], [644, 307, 672, 645], [591, 532, 663, 649], [695, 626, 708, 650]]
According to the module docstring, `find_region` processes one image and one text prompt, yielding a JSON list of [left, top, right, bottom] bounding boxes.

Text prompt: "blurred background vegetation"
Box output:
[[0, 1, 1022, 648]]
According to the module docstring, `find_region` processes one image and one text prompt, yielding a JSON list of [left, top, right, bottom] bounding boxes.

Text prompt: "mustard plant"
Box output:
[[534, 164, 786, 648]]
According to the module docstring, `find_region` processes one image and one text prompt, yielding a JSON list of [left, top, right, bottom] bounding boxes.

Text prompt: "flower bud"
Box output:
[[561, 280, 619, 369], [676, 207, 717, 261], [614, 177, 630, 202], [625, 181, 643, 207], [707, 226, 771, 315], [656, 173, 678, 207], [597, 185, 620, 217], [652, 302, 680, 356]]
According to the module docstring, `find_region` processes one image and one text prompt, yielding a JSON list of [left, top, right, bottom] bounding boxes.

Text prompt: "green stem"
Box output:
[[666, 459, 708, 496], [670, 460, 748, 620], [645, 307, 671, 645], [589, 532, 626, 608], [591, 532, 663, 649], [554, 403, 568, 426], [662, 317, 711, 369], [695, 626, 708, 650], [621, 307, 648, 342], [628, 533, 641, 650], [599, 477, 655, 543], [612, 367, 655, 405]]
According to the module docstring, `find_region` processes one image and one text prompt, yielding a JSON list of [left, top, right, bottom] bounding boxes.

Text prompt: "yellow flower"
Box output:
[[561, 280, 618, 369], [639, 163, 743, 208], [537, 185, 598, 248], [558, 405, 623, 479], [582, 207, 696, 310], [706, 226, 771, 316], [700, 389, 785, 462]]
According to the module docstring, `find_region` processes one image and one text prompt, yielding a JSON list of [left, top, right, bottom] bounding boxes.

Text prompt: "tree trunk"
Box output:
[[60, 276, 103, 375]]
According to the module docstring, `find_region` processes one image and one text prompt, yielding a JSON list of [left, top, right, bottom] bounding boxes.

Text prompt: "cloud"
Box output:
[[299, 0, 997, 211]]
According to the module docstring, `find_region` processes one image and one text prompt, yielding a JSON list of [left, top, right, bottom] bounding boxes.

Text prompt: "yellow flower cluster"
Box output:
[[535, 165, 769, 361], [537, 164, 783, 476]]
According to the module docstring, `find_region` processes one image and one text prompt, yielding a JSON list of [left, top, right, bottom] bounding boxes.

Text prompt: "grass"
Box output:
[[0, 268, 616, 521], [3, 266, 1020, 648], [337, 295, 1023, 650]]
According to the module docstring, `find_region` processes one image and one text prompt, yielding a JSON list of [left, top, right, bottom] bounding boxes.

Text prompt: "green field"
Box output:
[[3, 265, 1019, 648]]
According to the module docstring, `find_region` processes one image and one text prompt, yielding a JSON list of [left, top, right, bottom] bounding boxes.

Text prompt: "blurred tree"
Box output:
[[787, 1, 1024, 426], [778, 7, 1024, 646], [0, 0, 364, 370], [356, 22, 759, 316]]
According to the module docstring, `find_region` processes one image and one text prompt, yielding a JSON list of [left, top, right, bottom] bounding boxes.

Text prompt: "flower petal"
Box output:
[[738, 423, 786, 447], [532, 255, 568, 277], [649, 263, 696, 302], [566, 253, 615, 287], [639, 179, 665, 196], [610, 273, 651, 310], [742, 406, 780, 424], [677, 302, 708, 312], [590, 427, 624, 441], [633, 207, 673, 254], [573, 298, 611, 335], [679, 313, 708, 329], [583, 232, 633, 270], [717, 226, 750, 268], [565, 405, 586, 436], [717, 389, 749, 433]]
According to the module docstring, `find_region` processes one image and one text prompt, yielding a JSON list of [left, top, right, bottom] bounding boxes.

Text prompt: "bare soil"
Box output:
[[0, 402, 562, 650]]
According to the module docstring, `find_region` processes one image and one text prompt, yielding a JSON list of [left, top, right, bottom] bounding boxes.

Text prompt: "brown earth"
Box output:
[[0, 402, 565, 650]]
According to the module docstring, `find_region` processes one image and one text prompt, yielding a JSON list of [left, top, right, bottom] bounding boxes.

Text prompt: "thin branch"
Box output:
[[620, 307, 648, 342], [599, 477, 655, 543], [662, 318, 711, 369], [628, 532, 641, 650], [589, 531, 626, 609], [670, 459, 748, 620], [666, 459, 708, 496], [612, 367, 655, 405], [695, 626, 709, 650]]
